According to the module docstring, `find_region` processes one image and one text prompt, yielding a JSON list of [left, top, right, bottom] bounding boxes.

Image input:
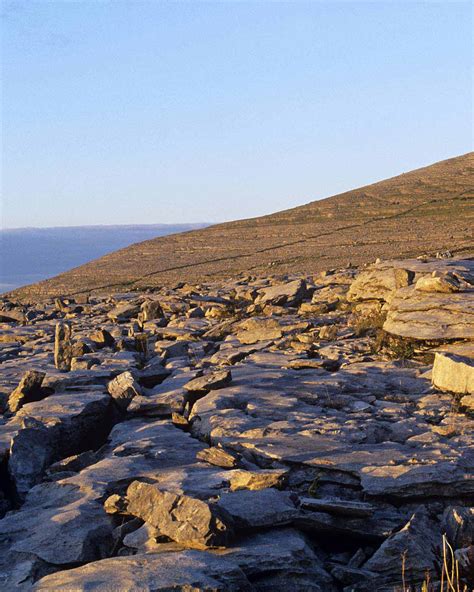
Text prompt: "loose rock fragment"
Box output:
[[125, 480, 235, 549], [107, 371, 142, 410], [432, 352, 474, 395], [8, 370, 46, 413], [196, 446, 240, 468]]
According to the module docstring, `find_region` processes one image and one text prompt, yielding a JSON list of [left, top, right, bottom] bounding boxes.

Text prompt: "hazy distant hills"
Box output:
[[0, 224, 207, 293], [9, 153, 474, 300]]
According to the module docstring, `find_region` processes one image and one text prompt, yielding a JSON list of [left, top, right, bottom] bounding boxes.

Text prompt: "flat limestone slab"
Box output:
[[432, 352, 474, 394], [383, 286, 474, 340], [34, 551, 252, 591]]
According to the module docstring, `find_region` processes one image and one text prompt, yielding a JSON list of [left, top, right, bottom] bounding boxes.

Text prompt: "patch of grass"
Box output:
[[399, 535, 469, 592]]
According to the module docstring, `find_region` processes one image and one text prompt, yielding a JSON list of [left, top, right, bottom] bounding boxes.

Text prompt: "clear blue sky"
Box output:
[[2, 1, 472, 228]]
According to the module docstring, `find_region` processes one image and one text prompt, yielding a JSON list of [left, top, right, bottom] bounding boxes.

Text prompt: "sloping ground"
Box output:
[[1, 257, 473, 589], [11, 152, 474, 300]]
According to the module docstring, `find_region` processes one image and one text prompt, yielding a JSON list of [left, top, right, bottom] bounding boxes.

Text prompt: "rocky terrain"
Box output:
[[0, 255, 473, 591], [9, 152, 474, 301]]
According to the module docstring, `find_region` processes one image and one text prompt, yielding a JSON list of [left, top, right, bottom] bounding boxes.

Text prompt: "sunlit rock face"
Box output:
[[0, 256, 473, 591]]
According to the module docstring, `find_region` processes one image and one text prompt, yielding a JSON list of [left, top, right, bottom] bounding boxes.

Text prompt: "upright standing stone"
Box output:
[[54, 322, 72, 371]]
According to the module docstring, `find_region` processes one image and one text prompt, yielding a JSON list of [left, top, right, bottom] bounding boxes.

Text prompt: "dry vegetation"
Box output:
[[10, 152, 474, 301]]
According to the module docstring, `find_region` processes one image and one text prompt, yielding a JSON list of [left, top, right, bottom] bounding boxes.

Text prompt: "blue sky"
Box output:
[[2, 1, 472, 228]]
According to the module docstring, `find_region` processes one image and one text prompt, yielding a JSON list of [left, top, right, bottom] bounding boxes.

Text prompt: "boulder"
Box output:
[[256, 279, 308, 307], [415, 273, 460, 293], [107, 303, 140, 322], [461, 394, 474, 411], [9, 392, 113, 499], [299, 497, 376, 518], [89, 329, 115, 349], [0, 308, 26, 323], [442, 506, 474, 549], [221, 528, 336, 591], [140, 298, 164, 321], [360, 460, 474, 499], [0, 482, 113, 589], [9, 424, 54, 498], [384, 286, 474, 340], [125, 480, 235, 549], [107, 371, 142, 410], [352, 510, 439, 591], [432, 352, 474, 394], [347, 268, 414, 302], [8, 370, 47, 413]]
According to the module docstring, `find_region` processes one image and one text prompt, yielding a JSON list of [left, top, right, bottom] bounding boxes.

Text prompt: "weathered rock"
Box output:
[[229, 469, 287, 491], [107, 302, 140, 322], [351, 510, 439, 591], [8, 370, 47, 413], [9, 424, 54, 499], [216, 489, 298, 530], [432, 352, 474, 394], [140, 298, 164, 321], [461, 394, 474, 411], [0, 308, 27, 323], [89, 329, 115, 349], [348, 267, 414, 302], [256, 279, 308, 307], [184, 370, 232, 393], [54, 322, 72, 371], [360, 459, 474, 499], [9, 392, 113, 499], [125, 480, 235, 549], [415, 273, 460, 293], [295, 508, 401, 541], [136, 360, 170, 388], [0, 482, 113, 589], [442, 506, 474, 549], [196, 446, 240, 468], [34, 551, 252, 591], [107, 371, 142, 410], [235, 317, 283, 344], [384, 286, 474, 340], [220, 528, 336, 591], [1, 257, 474, 589]]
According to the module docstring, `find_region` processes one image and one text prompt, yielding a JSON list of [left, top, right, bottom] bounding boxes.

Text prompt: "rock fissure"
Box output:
[[0, 255, 473, 590]]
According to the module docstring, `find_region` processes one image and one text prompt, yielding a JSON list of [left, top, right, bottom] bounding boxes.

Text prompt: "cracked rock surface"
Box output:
[[0, 256, 473, 591]]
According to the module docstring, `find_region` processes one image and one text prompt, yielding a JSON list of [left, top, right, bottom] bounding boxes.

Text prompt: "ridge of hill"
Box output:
[[10, 152, 474, 300]]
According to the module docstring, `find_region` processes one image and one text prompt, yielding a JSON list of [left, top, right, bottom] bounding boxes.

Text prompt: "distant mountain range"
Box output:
[[8, 153, 474, 300], [0, 224, 208, 293]]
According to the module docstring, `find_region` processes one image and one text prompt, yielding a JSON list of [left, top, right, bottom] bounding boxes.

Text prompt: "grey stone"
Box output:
[[125, 480, 235, 549], [54, 322, 72, 371], [8, 370, 47, 413], [34, 551, 252, 591], [107, 371, 142, 410], [432, 352, 474, 394], [216, 489, 298, 530]]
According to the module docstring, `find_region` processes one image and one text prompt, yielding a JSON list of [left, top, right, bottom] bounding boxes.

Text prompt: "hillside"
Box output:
[[10, 152, 474, 300]]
